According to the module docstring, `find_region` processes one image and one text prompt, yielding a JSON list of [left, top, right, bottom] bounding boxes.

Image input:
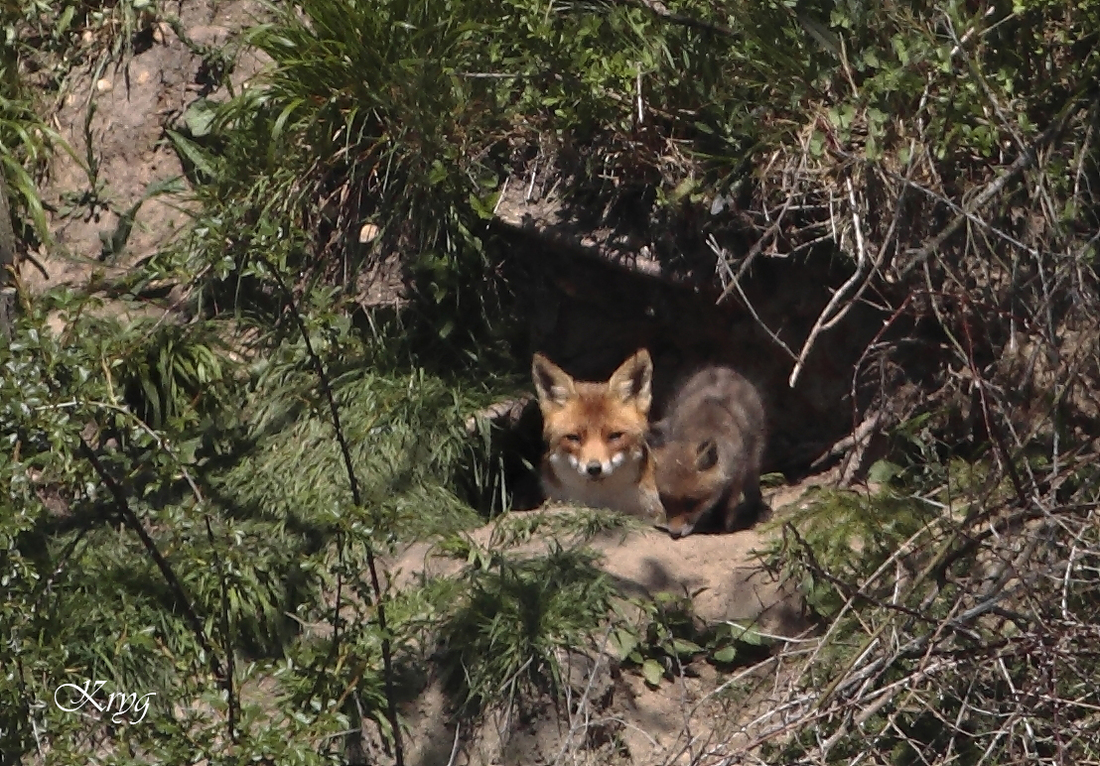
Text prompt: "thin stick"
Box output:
[[788, 177, 871, 387], [268, 264, 405, 766]]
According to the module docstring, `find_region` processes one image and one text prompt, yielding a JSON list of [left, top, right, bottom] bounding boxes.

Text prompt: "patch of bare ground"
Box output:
[[12, 2, 852, 760], [382, 479, 825, 766], [23, 0, 269, 299]]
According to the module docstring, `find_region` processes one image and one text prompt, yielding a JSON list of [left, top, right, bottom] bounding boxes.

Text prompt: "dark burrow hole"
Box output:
[[472, 228, 911, 517]]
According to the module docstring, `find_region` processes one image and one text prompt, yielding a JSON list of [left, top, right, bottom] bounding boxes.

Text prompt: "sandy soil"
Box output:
[[16, 3, 837, 762]]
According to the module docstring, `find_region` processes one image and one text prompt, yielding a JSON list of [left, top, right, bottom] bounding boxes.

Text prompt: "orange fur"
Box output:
[[531, 350, 662, 520]]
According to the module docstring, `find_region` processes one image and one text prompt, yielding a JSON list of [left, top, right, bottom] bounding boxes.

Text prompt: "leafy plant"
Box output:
[[610, 592, 773, 688], [0, 25, 54, 244], [5, 0, 1100, 763]]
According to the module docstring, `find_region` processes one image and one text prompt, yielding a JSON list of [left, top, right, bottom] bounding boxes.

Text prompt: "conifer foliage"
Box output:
[[2, 0, 1099, 763]]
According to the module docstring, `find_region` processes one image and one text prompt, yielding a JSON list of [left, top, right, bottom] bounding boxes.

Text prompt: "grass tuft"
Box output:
[[439, 542, 614, 718]]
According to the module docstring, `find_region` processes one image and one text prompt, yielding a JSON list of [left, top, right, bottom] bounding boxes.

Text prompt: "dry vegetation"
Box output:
[[1, 0, 1098, 764]]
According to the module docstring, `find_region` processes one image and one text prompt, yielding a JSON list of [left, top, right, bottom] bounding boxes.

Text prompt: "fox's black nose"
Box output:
[[586, 462, 603, 477]]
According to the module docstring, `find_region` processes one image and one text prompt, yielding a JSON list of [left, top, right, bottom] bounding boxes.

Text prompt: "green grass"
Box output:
[[4, 0, 1100, 762], [1, 20, 53, 245]]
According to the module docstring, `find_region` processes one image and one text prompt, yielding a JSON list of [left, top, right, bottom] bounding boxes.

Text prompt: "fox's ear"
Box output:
[[647, 419, 670, 449], [608, 349, 653, 413], [695, 440, 719, 471], [532, 353, 577, 409]]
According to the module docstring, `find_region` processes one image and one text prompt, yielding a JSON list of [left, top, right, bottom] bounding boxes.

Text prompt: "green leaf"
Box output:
[[670, 638, 703, 657], [428, 160, 448, 185], [272, 98, 305, 142], [176, 438, 202, 465], [867, 460, 902, 485], [669, 177, 696, 204], [181, 98, 218, 138], [713, 645, 738, 663], [609, 628, 639, 661], [809, 130, 826, 158], [642, 658, 664, 687], [167, 130, 217, 178], [738, 628, 766, 647]]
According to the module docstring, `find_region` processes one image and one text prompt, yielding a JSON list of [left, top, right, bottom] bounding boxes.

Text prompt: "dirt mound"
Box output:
[[394, 496, 810, 632], [14, 3, 831, 761], [386, 481, 819, 766]]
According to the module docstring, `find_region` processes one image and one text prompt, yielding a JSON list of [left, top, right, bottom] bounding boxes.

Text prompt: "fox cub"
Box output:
[[531, 350, 663, 520], [649, 365, 767, 538]]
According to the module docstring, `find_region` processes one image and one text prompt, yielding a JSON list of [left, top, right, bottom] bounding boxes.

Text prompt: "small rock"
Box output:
[[96, 78, 113, 93], [188, 25, 230, 47], [359, 222, 381, 243]]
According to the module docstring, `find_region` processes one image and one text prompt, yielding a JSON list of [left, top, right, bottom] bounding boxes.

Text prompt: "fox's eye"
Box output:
[[607, 431, 625, 441], [565, 434, 582, 444]]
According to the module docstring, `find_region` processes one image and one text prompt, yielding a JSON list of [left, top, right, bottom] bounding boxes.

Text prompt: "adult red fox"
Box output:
[[531, 350, 662, 520], [649, 365, 767, 538]]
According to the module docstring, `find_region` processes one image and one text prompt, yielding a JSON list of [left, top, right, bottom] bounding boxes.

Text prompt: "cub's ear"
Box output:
[[608, 349, 653, 413], [695, 439, 719, 471], [532, 354, 577, 410], [647, 418, 670, 449]]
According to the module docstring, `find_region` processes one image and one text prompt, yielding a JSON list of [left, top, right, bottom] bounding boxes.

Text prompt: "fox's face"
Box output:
[[651, 432, 726, 538], [532, 350, 653, 482]]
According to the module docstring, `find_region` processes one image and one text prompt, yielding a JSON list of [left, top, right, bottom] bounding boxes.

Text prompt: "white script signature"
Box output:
[[54, 680, 156, 724]]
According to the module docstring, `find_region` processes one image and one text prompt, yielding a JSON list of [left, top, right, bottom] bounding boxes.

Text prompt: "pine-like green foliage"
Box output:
[[0, 287, 514, 760], [4, 0, 1100, 762], [773, 485, 944, 619], [439, 540, 615, 717]]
